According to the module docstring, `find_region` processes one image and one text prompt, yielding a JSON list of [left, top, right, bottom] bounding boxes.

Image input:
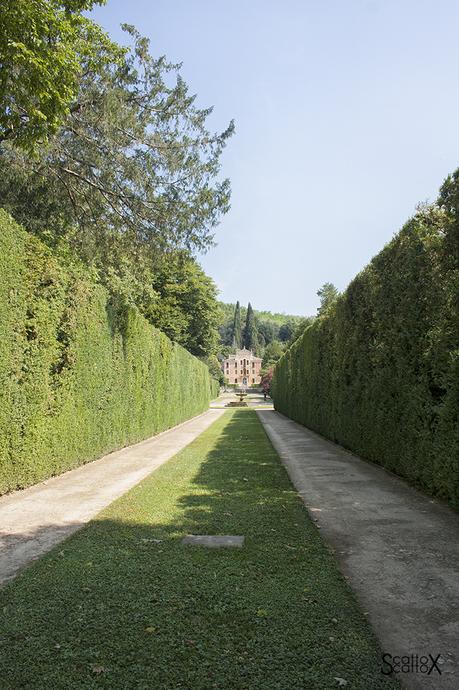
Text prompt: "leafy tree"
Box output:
[[0, 11, 231, 368], [438, 170, 459, 260], [258, 320, 280, 346], [202, 354, 224, 386], [262, 340, 284, 368], [260, 368, 274, 396], [218, 320, 233, 347], [0, 0, 117, 151], [286, 317, 314, 346], [243, 302, 259, 351], [146, 253, 220, 358], [0, 24, 234, 307], [317, 282, 339, 315], [218, 345, 232, 360], [231, 301, 242, 348], [253, 308, 303, 327], [279, 320, 296, 342]]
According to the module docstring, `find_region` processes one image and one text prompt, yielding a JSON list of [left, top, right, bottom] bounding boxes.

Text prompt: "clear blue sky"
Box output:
[[90, 0, 459, 315]]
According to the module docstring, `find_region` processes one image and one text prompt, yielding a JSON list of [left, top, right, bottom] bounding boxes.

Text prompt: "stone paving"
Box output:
[[0, 409, 224, 587], [3, 397, 457, 690], [182, 535, 245, 548], [257, 409, 459, 690]]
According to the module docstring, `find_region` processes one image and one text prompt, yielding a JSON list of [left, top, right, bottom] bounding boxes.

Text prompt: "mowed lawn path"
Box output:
[[0, 410, 399, 690]]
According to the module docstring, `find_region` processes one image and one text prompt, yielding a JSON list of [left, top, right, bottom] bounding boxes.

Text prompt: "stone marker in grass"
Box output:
[[182, 535, 244, 548]]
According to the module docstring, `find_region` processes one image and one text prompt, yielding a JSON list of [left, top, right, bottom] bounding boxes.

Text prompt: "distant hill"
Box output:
[[218, 301, 308, 356], [250, 307, 304, 325], [219, 302, 304, 326]]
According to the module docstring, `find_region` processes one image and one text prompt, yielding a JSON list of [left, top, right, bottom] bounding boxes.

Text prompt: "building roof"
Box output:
[[224, 348, 262, 362]]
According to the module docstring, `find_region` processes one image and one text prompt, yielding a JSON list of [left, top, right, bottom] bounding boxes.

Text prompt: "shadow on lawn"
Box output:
[[0, 411, 275, 587], [86, 409, 291, 548], [0, 411, 399, 690]]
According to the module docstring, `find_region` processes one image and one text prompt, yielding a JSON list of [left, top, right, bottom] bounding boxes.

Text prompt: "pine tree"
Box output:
[[243, 302, 259, 352], [232, 301, 242, 348], [317, 282, 339, 315]]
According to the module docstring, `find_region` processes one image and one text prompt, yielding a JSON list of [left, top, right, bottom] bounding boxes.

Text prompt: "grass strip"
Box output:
[[0, 410, 399, 689]]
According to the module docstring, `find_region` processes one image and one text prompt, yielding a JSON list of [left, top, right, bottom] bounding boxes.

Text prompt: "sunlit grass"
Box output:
[[0, 410, 399, 689]]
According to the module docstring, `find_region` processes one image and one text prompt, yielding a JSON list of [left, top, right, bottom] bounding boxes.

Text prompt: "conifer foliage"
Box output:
[[0, 211, 218, 495], [231, 301, 242, 348], [273, 176, 459, 507], [0, 15, 232, 365], [243, 302, 259, 351]]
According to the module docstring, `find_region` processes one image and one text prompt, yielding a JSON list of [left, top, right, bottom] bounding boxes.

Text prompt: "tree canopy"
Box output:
[[0, 20, 233, 368], [278, 320, 296, 342], [0, 0, 117, 151], [231, 301, 242, 348], [260, 368, 274, 396], [0, 25, 233, 283], [262, 340, 284, 369], [219, 302, 304, 354], [317, 282, 339, 315], [146, 253, 221, 358], [243, 302, 259, 352]]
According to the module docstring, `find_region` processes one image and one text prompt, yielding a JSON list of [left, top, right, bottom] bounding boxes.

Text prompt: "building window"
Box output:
[[235, 378, 237, 383], [252, 378, 255, 383]]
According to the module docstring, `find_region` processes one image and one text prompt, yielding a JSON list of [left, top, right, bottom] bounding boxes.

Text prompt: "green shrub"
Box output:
[[210, 378, 220, 399], [273, 193, 459, 508], [0, 210, 217, 494]]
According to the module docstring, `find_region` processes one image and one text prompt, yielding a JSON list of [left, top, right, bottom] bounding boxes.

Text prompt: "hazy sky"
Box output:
[[90, 0, 459, 315]]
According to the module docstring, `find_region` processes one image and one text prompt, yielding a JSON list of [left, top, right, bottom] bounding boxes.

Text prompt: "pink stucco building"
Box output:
[[222, 348, 262, 386]]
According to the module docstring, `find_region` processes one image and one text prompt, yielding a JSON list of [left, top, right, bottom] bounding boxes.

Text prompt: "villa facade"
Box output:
[[222, 348, 262, 386]]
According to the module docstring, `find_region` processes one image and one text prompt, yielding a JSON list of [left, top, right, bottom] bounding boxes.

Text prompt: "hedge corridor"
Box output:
[[273, 174, 459, 508], [0, 210, 219, 495]]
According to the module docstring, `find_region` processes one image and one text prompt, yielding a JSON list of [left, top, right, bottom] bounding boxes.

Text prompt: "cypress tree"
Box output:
[[232, 301, 242, 348], [243, 302, 259, 352]]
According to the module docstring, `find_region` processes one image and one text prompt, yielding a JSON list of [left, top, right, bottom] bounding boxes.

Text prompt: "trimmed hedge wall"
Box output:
[[0, 210, 219, 495], [273, 199, 459, 507]]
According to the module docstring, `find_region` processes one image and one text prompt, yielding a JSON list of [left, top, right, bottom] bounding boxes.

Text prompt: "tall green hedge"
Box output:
[[0, 210, 219, 495], [273, 184, 459, 507]]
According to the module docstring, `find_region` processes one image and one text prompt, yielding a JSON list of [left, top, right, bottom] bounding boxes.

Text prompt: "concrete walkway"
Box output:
[[0, 409, 224, 587], [257, 410, 459, 690]]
